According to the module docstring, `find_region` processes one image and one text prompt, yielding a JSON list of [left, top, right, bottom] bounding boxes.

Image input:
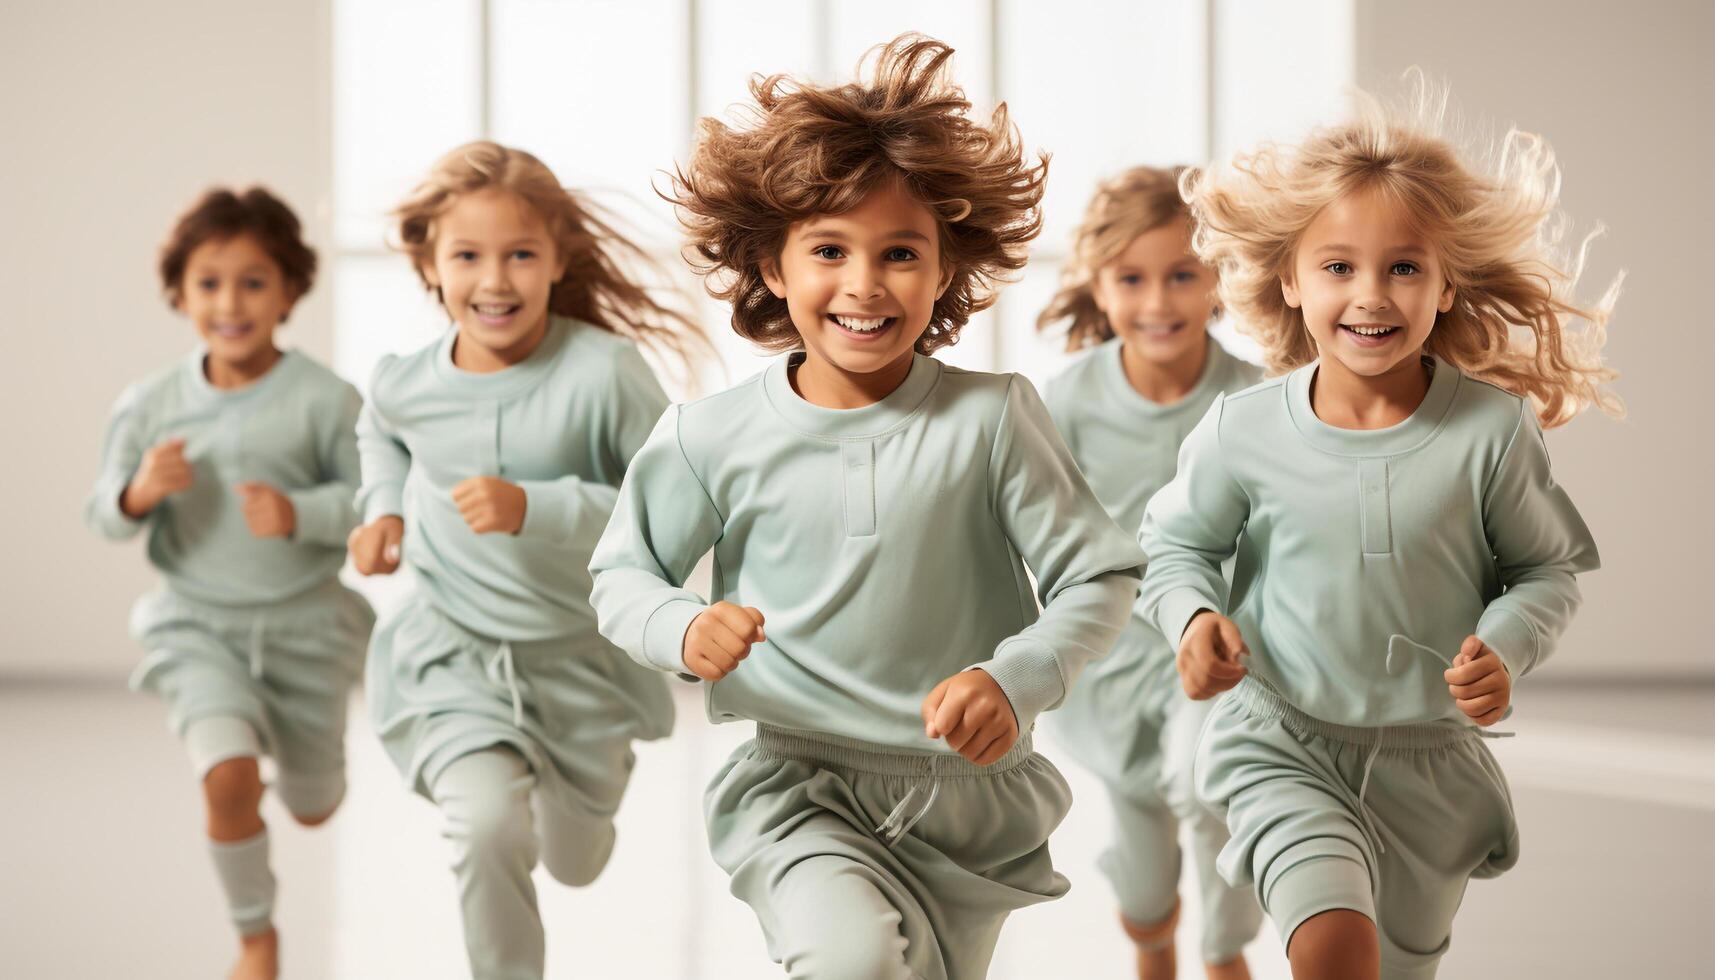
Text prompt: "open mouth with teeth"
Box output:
[[472, 301, 523, 325], [827, 313, 897, 339], [1340, 322, 1402, 346], [211, 322, 254, 340]]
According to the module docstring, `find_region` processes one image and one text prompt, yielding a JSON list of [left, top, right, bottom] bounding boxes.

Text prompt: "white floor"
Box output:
[[3, 678, 1711, 979]]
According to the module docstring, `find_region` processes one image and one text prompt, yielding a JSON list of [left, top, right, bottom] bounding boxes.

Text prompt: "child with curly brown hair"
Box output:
[[86, 187, 374, 980], [1037, 165, 1263, 980], [590, 35, 1145, 980], [1140, 83, 1617, 979]]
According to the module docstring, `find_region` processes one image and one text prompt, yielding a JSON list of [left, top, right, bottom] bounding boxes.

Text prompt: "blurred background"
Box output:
[[4, 0, 1711, 977]]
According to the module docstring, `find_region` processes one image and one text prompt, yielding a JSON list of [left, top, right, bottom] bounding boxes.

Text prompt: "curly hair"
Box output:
[[159, 186, 316, 316], [665, 33, 1048, 355], [1184, 80, 1620, 427], [1035, 165, 1198, 352], [393, 140, 707, 375]]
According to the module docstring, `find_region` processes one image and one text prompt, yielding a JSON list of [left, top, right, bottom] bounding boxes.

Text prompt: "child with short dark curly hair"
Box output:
[[591, 35, 1144, 979], [87, 186, 373, 980]]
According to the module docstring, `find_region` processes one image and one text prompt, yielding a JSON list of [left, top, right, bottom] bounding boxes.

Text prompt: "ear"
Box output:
[[760, 256, 787, 300], [1438, 277, 1455, 314], [935, 262, 955, 302], [1280, 273, 1301, 310]]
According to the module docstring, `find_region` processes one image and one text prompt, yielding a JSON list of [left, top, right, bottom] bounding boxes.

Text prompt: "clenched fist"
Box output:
[[682, 602, 766, 682], [1444, 636, 1511, 726], [452, 477, 527, 535], [348, 515, 404, 575], [234, 481, 295, 539], [921, 669, 1018, 766], [121, 437, 193, 518], [1177, 610, 1249, 700]]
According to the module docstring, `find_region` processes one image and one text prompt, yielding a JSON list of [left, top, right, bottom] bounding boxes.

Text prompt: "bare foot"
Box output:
[[229, 928, 278, 980], [1207, 954, 1253, 980]]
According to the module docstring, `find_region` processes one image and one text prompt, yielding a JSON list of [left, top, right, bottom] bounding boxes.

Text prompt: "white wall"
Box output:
[[0, 0, 332, 676], [1354, 0, 1715, 678]]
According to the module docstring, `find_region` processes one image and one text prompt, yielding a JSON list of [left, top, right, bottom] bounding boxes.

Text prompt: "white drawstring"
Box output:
[[487, 640, 523, 728], [248, 617, 266, 680], [1356, 729, 1386, 855], [875, 778, 941, 848], [1386, 633, 1516, 735]]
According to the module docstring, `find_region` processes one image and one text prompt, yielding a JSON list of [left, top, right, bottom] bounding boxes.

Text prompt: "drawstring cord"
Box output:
[[875, 778, 942, 848]]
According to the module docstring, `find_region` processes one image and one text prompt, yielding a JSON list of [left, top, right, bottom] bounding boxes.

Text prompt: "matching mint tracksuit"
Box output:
[[86, 349, 375, 937], [358, 317, 675, 980], [1042, 338, 1264, 963], [591, 352, 1146, 980], [1139, 356, 1599, 978]]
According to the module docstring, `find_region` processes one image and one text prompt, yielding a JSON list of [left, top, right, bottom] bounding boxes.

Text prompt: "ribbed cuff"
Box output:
[[973, 637, 1065, 733], [1157, 587, 1219, 651], [641, 598, 706, 674], [1477, 607, 1538, 679]]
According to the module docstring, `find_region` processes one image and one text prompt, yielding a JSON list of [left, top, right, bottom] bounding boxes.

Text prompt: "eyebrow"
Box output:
[[1312, 243, 1429, 257], [445, 237, 546, 248], [801, 228, 932, 243]]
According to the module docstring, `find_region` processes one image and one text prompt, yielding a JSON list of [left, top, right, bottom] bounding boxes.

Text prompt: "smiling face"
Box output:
[[177, 233, 295, 378], [761, 180, 952, 386], [424, 188, 563, 369], [1283, 186, 1455, 380], [1091, 216, 1216, 368]]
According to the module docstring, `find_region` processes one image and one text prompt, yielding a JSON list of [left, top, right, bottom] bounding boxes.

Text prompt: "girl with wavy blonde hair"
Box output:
[[1139, 88, 1615, 979], [591, 35, 1145, 979], [1036, 164, 1263, 980], [350, 141, 701, 979]]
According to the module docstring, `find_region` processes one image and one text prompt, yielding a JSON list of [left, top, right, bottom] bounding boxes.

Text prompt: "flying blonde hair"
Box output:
[[1036, 165, 1203, 352], [1184, 80, 1621, 426], [665, 33, 1048, 356], [394, 140, 707, 375]]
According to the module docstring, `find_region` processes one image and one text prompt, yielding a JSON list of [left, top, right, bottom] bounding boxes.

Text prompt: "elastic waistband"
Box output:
[[1229, 675, 1478, 751], [753, 723, 1035, 777]]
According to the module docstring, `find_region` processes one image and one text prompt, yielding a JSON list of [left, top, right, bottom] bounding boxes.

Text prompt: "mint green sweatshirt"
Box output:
[[357, 317, 667, 640], [1044, 338, 1262, 684], [589, 353, 1147, 751], [86, 349, 363, 606], [1138, 356, 1599, 728]]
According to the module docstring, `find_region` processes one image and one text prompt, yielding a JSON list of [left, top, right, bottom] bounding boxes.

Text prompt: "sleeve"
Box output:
[[287, 384, 365, 545], [84, 385, 151, 541], [355, 362, 412, 524], [517, 344, 669, 543], [977, 376, 1146, 732], [588, 405, 726, 674], [1475, 404, 1601, 679], [1136, 397, 1251, 648]]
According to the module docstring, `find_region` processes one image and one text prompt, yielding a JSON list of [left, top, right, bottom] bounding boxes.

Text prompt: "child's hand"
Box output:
[[1177, 610, 1249, 699], [681, 602, 766, 682], [234, 481, 295, 539], [921, 669, 1019, 766], [452, 477, 527, 535], [121, 437, 193, 517], [348, 516, 404, 575], [1444, 635, 1511, 726]]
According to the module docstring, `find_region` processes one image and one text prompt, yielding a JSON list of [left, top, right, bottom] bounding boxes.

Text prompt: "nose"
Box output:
[[1141, 280, 1172, 315], [841, 256, 884, 302], [216, 281, 242, 317], [480, 256, 510, 294], [1354, 270, 1391, 315]]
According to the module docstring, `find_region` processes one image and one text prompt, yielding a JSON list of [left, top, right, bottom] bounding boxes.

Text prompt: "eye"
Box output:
[[1391, 261, 1420, 276], [885, 247, 919, 262], [511, 249, 536, 261], [243, 277, 267, 291], [1171, 270, 1198, 284], [1118, 274, 1142, 286], [814, 245, 844, 261], [453, 250, 477, 262], [1323, 261, 1352, 276], [198, 278, 218, 291]]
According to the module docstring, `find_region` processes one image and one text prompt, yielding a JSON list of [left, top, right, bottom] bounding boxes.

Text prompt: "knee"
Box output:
[[784, 941, 909, 980], [539, 822, 613, 888], [203, 757, 264, 819], [278, 771, 346, 827], [442, 790, 537, 872]]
